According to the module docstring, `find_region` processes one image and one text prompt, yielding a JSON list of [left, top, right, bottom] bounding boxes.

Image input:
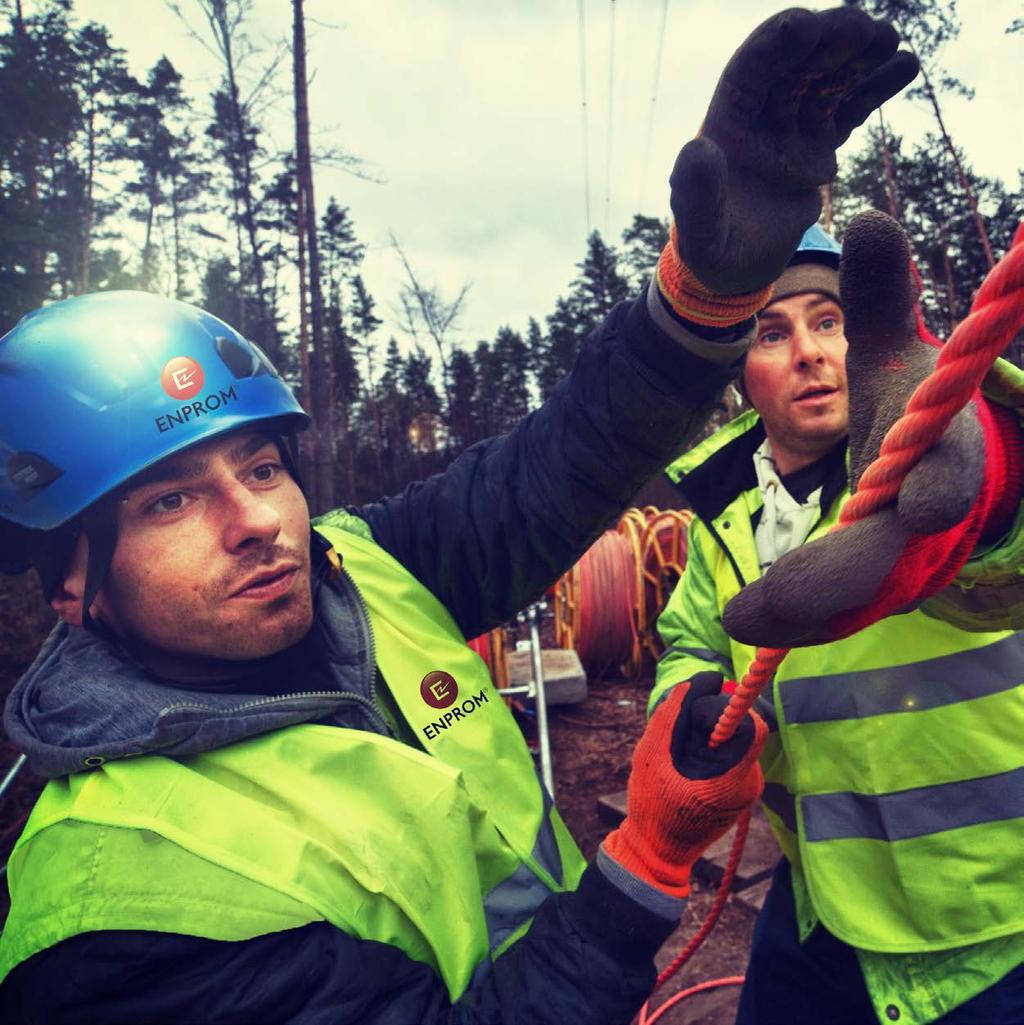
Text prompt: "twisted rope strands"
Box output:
[[710, 234, 1024, 748]]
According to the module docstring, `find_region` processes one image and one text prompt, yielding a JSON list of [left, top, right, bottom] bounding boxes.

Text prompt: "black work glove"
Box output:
[[723, 211, 1023, 647], [671, 6, 918, 297]]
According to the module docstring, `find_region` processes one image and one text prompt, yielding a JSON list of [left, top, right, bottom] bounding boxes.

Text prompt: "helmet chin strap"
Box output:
[[80, 499, 119, 635]]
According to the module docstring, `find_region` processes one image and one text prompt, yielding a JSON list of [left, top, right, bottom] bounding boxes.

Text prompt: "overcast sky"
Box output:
[[72, 0, 1023, 347]]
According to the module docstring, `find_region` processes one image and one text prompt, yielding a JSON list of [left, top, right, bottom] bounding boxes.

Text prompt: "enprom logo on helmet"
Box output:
[[161, 356, 205, 400], [155, 356, 239, 433]]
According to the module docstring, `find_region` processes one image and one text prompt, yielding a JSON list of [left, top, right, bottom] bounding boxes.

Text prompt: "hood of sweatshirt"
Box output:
[[4, 568, 388, 779]]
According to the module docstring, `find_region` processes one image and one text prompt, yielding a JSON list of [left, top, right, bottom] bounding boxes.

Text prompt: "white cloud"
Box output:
[[74, 0, 1023, 345]]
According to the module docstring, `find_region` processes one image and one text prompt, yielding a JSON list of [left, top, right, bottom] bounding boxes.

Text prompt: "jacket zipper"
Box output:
[[161, 557, 390, 736]]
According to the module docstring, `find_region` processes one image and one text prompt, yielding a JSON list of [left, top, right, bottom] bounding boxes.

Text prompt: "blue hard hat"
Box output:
[[790, 223, 842, 268], [0, 290, 309, 531]]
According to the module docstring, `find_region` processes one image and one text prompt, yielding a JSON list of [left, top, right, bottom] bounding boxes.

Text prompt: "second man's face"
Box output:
[[744, 292, 849, 475]]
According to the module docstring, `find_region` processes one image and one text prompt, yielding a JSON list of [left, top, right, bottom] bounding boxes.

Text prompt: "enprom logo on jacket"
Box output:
[[419, 670, 490, 742], [420, 670, 458, 709]]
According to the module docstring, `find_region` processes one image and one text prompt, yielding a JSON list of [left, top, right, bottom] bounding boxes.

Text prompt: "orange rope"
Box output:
[[638, 809, 751, 1024], [711, 229, 1024, 747], [640, 509, 692, 660]]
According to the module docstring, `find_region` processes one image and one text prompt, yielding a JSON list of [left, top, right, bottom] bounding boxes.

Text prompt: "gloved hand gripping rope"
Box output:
[[711, 217, 1024, 748]]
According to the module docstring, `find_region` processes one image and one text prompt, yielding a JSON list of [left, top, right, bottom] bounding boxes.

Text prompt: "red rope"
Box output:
[[640, 977, 746, 1025], [638, 809, 751, 1024], [710, 232, 1024, 747]]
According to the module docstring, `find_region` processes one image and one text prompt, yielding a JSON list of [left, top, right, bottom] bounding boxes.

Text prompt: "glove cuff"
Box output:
[[656, 223, 773, 328], [602, 822, 694, 899], [595, 845, 689, 920]]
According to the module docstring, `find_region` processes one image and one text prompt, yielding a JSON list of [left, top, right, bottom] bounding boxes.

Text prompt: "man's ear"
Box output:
[[49, 534, 88, 627]]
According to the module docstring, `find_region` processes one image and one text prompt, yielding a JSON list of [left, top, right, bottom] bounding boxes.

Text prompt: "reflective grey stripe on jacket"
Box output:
[[482, 788, 564, 953], [657, 644, 734, 676], [803, 766, 1024, 843], [780, 632, 1024, 725]]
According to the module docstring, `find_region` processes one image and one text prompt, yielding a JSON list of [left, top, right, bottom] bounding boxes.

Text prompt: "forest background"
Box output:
[[1, 0, 1021, 512]]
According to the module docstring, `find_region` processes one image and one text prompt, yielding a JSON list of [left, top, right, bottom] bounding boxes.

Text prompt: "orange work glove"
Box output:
[[602, 672, 767, 899]]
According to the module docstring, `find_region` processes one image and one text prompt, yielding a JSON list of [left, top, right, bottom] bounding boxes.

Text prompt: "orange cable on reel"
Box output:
[[710, 227, 1024, 747], [552, 508, 695, 677]]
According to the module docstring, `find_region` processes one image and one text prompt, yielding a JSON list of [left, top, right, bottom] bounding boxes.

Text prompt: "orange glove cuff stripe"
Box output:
[[656, 223, 773, 327]]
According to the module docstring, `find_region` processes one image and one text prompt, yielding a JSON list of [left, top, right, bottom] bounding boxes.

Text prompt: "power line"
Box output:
[[577, 0, 592, 236], [638, 0, 669, 215], [603, 0, 617, 239]]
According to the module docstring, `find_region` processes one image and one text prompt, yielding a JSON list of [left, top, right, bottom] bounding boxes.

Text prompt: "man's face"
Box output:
[[69, 428, 313, 680], [744, 291, 849, 474]]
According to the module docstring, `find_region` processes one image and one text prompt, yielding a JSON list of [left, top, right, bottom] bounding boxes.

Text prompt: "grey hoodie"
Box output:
[[4, 568, 392, 780]]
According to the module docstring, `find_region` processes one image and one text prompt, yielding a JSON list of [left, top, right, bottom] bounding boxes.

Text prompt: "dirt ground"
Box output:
[[0, 580, 757, 1024]]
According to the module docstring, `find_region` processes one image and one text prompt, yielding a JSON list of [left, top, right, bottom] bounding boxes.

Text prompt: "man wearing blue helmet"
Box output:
[[655, 212, 1024, 1023], [1, 7, 985, 1024]]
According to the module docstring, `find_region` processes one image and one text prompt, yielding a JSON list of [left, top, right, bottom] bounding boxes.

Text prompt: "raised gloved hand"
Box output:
[[723, 211, 1024, 647], [601, 672, 767, 898], [657, 6, 918, 329]]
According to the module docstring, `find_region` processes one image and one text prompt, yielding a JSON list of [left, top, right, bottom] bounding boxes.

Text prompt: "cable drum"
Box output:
[[553, 507, 692, 677], [577, 528, 638, 676], [639, 509, 692, 660]]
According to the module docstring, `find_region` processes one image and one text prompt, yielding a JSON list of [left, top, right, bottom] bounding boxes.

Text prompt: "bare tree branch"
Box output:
[[389, 232, 471, 419]]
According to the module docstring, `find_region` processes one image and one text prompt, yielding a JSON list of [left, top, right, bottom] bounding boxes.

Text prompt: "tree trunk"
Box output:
[[208, 0, 278, 362], [917, 62, 995, 270], [876, 108, 899, 220], [939, 229, 957, 333], [231, 191, 246, 333], [364, 353, 384, 495], [14, 3, 45, 306], [81, 90, 96, 292], [171, 173, 184, 299], [294, 168, 316, 494], [293, 0, 335, 512], [820, 183, 832, 234]]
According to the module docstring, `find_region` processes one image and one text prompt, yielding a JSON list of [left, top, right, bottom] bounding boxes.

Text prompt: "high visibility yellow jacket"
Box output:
[[655, 361, 1024, 1025], [0, 293, 734, 1024], [0, 520, 585, 999]]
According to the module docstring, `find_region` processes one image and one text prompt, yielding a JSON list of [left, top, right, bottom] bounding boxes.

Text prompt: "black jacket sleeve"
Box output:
[[0, 866, 679, 1025], [358, 293, 743, 638]]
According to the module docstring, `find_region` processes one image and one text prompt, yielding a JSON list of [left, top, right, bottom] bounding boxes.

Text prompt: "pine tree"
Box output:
[[348, 274, 384, 492], [490, 326, 530, 434], [844, 0, 996, 267], [539, 295, 585, 400], [834, 127, 1020, 334], [0, 0, 82, 325], [183, 0, 281, 361], [620, 214, 668, 293], [73, 22, 131, 292], [574, 230, 631, 324], [113, 57, 189, 287], [447, 348, 479, 450]]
